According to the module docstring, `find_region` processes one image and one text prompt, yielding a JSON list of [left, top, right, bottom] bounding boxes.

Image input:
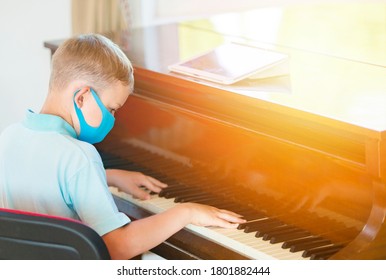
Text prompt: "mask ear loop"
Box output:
[[73, 89, 89, 131], [73, 86, 93, 139]]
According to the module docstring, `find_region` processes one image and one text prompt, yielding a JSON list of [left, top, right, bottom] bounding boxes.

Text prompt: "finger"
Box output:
[[212, 218, 240, 229], [139, 179, 164, 194], [129, 186, 151, 200], [147, 176, 168, 188], [140, 176, 167, 193], [218, 209, 245, 218], [217, 211, 247, 224]]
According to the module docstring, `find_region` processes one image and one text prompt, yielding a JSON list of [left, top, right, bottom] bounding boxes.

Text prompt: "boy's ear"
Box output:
[[73, 87, 89, 109]]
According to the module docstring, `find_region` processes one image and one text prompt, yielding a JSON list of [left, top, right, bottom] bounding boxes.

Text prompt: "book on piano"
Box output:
[[168, 42, 289, 85]]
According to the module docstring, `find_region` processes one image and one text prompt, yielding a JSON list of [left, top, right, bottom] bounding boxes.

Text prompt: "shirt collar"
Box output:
[[22, 110, 77, 138]]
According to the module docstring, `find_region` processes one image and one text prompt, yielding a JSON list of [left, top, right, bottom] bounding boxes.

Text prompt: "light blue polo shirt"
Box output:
[[0, 110, 130, 236]]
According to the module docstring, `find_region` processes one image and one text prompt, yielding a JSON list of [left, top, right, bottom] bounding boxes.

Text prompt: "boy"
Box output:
[[0, 34, 245, 259]]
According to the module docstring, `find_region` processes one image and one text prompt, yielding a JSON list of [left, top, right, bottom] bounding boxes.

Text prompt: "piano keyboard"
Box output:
[[109, 186, 306, 260], [99, 140, 348, 260]]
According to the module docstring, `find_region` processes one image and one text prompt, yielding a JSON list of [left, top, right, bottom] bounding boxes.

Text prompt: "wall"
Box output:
[[0, 0, 71, 131]]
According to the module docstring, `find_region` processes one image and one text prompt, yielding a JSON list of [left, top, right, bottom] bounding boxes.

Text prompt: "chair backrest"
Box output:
[[0, 208, 110, 260]]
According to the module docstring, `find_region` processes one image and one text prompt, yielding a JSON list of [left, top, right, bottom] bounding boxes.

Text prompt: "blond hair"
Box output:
[[49, 34, 134, 93]]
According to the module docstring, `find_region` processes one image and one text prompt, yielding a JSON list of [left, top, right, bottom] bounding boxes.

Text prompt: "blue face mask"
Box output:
[[73, 88, 115, 144]]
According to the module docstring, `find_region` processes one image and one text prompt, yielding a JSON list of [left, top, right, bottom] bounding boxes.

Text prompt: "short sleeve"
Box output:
[[66, 160, 130, 236]]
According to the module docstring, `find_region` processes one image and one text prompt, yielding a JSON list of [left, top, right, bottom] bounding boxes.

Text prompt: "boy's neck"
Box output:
[[40, 92, 74, 127]]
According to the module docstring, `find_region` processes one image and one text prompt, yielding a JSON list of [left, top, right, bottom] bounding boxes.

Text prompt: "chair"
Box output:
[[0, 208, 110, 260]]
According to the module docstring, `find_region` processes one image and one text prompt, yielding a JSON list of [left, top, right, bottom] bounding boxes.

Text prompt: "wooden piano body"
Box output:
[[45, 3, 386, 259]]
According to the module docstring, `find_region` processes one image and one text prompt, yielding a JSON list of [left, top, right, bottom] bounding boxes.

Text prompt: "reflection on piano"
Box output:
[[45, 3, 386, 260]]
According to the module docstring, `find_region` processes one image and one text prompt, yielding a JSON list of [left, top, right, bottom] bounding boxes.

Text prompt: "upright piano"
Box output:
[[45, 3, 386, 259]]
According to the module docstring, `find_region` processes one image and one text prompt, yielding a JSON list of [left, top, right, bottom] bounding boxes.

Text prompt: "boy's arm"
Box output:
[[102, 202, 245, 260]]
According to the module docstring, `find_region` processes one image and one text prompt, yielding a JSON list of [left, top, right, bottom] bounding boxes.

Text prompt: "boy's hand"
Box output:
[[179, 203, 247, 229], [106, 169, 167, 200]]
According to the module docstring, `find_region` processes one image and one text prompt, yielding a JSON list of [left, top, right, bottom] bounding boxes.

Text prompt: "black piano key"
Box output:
[[222, 205, 257, 216], [176, 194, 215, 203], [249, 218, 282, 227], [243, 211, 267, 221], [161, 168, 203, 180], [189, 183, 230, 194], [153, 174, 182, 184], [269, 231, 311, 244], [302, 244, 344, 258], [237, 223, 249, 230], [162, 190, 190, 199], [282, 236, 324, 249], [174, 193, 210, 202], [290, 239, 332, 253], [239, 215, 273, 226], [245, 219, 283, 233], [253, 225, 288, 237], [158, 184, 187, 197], [237, 217, 268, 230], [230, 209, 263, 222], [310, 250, 341, 260], [257, 225, 298, 238], [240, 218, 270, 227], [160, 181, 189, 190], [161, 186, 200, 196], [262, 224, 297, 234], [179, 190, 221, 201], [216, 201, 243, 210], [167, 189, 199, 199], [262, 226, 303, 240], [205, 200, 242, 209], [162, 179, 186, 186], [175, 196, 210, 203], [180, 195, 221, 204]]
